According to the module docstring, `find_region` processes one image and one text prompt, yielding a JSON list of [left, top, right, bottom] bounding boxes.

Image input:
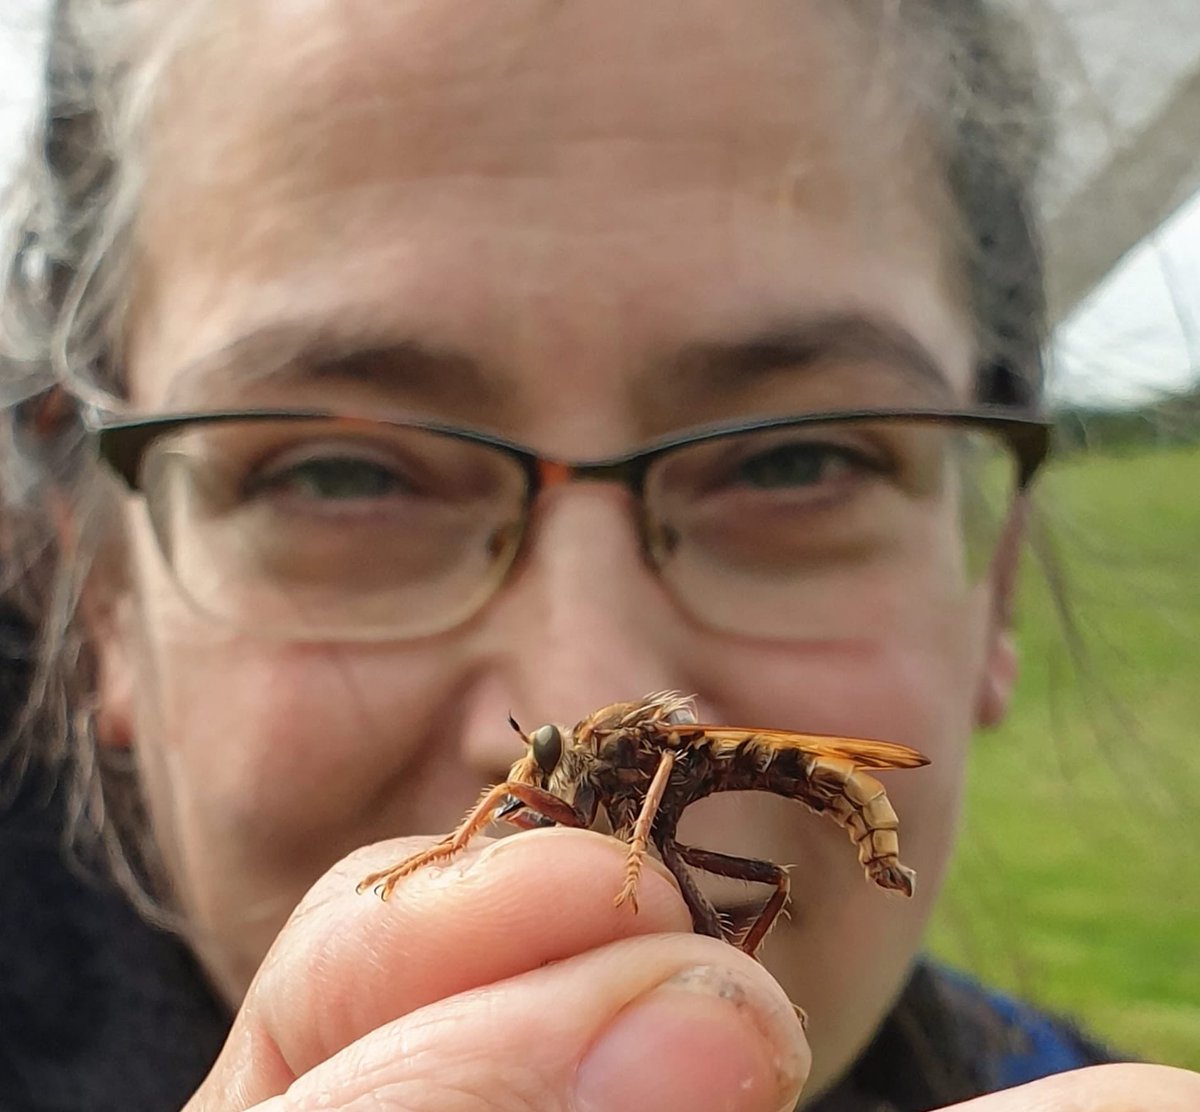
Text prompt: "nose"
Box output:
[[456, 484, 689, 775]]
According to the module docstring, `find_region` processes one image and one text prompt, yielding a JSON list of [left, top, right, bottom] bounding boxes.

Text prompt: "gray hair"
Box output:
[[0, 0, 1051, 910]]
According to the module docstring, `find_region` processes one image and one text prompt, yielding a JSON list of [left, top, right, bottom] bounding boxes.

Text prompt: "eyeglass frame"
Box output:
[[86, 404, 1052, 637], [93, 404, 1051, 500]]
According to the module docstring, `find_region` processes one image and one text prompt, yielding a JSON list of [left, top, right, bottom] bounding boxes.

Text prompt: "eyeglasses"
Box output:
[[91, 407, 1050, 641]]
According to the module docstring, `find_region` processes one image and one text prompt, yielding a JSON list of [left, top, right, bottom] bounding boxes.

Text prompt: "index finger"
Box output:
[[223, 827, 696, 1092]]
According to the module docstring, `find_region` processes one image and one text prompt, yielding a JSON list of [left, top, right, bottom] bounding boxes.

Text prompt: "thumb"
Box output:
[[252, 933, 810, 1112]]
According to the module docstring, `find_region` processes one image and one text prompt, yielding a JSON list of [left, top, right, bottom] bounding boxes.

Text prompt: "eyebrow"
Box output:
[[163, 322, 507, 412], [654, 311, 961, 406], [164, 310, 960, 415]]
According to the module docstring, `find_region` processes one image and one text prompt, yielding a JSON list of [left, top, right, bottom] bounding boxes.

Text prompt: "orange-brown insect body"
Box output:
[[359, 692, 929, 956]]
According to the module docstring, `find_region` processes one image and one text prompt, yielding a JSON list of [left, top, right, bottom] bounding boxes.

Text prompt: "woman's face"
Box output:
[[93, 0, 1017, 1094]]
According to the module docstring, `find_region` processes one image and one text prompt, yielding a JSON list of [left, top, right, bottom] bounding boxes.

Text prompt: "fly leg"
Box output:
[[358, 781, 584, 900], [614, 750, 675, 913], [671, 844, 806, 1027], [674, 845, 791, 958], [655, 834, 726, 940]]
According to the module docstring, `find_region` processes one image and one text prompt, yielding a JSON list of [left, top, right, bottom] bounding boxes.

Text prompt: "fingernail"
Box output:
[[574, 965, 807, 1112]]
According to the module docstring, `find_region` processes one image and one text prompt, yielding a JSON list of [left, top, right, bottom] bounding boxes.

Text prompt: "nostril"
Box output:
[[487, 521, 522, 560], [646, 518, 682, 561]]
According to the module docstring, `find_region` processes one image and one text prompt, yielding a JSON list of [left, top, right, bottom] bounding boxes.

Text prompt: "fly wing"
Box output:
[[658, 724, 930, 769]]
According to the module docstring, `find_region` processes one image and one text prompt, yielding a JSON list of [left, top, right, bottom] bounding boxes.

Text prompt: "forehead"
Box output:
[[131, 0, 968, 425], [167, 0, 862, 158]]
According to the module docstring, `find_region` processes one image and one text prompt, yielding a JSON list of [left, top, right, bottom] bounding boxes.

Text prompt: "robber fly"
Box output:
[[358, 691, 929, 956]]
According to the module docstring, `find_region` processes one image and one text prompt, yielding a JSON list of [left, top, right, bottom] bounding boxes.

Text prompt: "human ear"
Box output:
[[54, 490, 138, 752], [974, 499, 1028, 729], [976, 628, 1018, 729], [88, 590, 138, 751]]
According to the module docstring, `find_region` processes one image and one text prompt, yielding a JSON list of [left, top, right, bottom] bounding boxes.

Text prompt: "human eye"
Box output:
[[163, 418, 520, 525], [727, 438, 885, 493], [179, 421, 506, 526], [694, 431, 891, 507], [243, 444, 416, 507]]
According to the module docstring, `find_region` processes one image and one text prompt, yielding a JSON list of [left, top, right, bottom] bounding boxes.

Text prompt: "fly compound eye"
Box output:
[[530, 724, 563, 774]]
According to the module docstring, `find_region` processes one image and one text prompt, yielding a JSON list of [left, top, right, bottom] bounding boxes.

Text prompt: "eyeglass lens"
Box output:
[[138, 415, 1018, 640]]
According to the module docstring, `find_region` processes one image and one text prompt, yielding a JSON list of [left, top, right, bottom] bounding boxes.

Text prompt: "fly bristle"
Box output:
[[643, 690, 698, 724]]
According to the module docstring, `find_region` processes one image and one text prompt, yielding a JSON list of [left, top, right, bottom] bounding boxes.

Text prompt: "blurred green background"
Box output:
[[929, 438, 1200, 1070]]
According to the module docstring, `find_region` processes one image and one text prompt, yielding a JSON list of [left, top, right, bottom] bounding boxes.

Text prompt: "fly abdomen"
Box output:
[[805, 756, 916, 896]]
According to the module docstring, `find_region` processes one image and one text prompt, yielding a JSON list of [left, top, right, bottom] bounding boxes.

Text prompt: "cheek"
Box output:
[[679, 583, 991, 1081], [686, 614, 977, 906], [121, 539, 474, 932], [140, 643, 463, 837], [694, 577, 990, 769]]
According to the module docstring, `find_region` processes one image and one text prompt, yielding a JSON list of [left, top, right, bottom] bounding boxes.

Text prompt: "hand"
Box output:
[[184, 826, 811, 1112], [943, 1063, 1200, 1111]]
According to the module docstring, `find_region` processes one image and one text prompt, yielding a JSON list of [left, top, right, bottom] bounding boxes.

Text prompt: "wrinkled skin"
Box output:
[[82, 0, 1200, 1108]]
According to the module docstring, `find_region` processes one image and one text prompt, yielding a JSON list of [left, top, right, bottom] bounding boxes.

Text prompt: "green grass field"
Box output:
[[928, 443, 1200, 1070]]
